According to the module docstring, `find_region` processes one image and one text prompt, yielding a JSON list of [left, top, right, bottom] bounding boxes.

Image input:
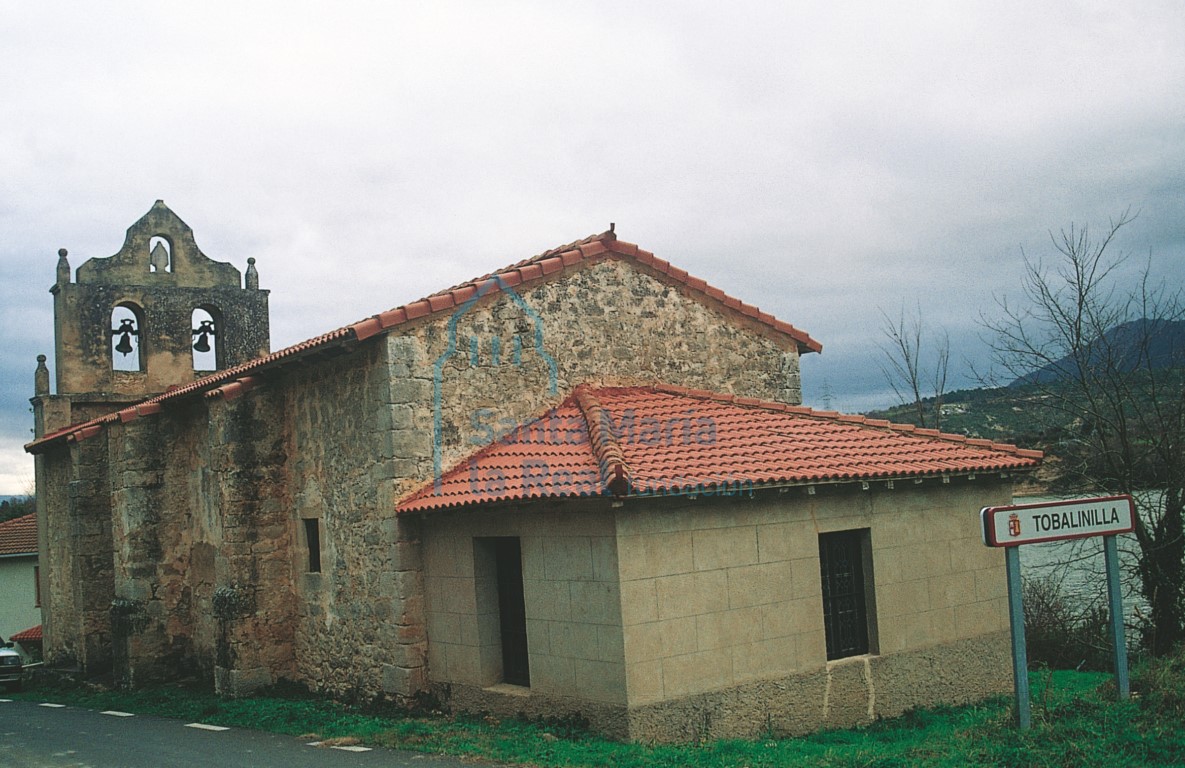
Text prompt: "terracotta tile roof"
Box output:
[[27, 230, 819, 453], [0, 513, 37, 556], [397, 384, 1042, 513], [9, 624, 42, 643]]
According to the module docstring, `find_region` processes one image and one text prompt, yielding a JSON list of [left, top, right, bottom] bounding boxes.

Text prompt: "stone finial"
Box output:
[[35, 354, 49, 396], [150, 241, 170, 273], [245, 257, 259, 290], [56, 248, 70, 285]]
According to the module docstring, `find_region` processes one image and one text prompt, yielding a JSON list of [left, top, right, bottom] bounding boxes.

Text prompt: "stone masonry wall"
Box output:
[[105, 398, 226, 686], [36, 443, 78, 665], [206, 387, 296, 694], [287, 342, 426, 702], [108, 411, 175, 686], [39, 436, 115, 674]]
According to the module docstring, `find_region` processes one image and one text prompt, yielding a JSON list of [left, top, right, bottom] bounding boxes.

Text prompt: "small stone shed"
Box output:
[[27, 203, 1041, 742], [400, 384, 1040, 740]]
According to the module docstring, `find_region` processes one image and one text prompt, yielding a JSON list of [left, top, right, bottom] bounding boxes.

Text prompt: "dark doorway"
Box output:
[[493, 537, 530, 686]]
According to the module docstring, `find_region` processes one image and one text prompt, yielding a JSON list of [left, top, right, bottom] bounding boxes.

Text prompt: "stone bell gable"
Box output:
[[48, 200, 269, 408]]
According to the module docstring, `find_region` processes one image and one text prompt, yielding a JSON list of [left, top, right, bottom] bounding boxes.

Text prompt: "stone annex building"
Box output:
[[28, 202, 1042, 741]]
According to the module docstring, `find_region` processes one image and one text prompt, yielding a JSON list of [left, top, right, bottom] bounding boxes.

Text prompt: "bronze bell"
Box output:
[[111, 318, 138, 357], [192, 319, 216, 352], [115, 333, 134, 356]]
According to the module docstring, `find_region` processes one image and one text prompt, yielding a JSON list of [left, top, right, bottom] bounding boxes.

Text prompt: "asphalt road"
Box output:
[[0, 698, 496, 768]]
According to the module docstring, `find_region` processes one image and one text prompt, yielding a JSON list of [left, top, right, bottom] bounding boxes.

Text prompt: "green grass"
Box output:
[[11, 664, 1185, 767]]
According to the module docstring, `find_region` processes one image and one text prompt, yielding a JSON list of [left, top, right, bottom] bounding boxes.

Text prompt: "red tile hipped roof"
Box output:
[[0, 513, 36, 556], [26, 230, 819, 453], [9, 624, 42, 643], [397, 385, 1042, 513]]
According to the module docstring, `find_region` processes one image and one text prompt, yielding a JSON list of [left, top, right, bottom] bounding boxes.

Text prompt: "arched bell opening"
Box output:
[[111, 303, 145, 372], [191, 306, 222, 371]]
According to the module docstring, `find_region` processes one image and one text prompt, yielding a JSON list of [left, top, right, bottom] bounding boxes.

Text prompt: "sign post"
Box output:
[[981, 495, 1136, 729], [1004, 545, 1030, 729], [1104, 534, 1130, 698]]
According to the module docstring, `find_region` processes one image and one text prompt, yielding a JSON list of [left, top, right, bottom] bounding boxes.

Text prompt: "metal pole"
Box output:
[[1005, 545, 1030, 729], [1103, 535, 1130, 699]]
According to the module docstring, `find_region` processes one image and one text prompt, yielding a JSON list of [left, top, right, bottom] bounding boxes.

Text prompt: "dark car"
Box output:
[[0, 644, 23, 692]]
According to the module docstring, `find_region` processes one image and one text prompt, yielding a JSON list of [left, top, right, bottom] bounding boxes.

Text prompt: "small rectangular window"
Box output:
[[819, 529, 877, 660], [303, 518, 322, 573]]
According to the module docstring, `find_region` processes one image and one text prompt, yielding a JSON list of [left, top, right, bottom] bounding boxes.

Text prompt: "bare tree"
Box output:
[[878, 303, 950, 429], [981, 209, 1185, 655]]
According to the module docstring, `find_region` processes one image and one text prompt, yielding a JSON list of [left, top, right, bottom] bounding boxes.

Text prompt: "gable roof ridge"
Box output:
[[573, 384, 632, 497], [349, 232, 822, 352], [648, 382, 1044, 459]]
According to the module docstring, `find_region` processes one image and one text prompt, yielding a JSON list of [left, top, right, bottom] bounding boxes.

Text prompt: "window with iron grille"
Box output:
[[819, 529, 877, 660]]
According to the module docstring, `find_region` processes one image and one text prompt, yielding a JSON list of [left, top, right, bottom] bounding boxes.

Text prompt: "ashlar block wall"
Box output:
[[421, 505, 627, 732], [417, 478, 1014, 742], [618, 479, 1014, 741]]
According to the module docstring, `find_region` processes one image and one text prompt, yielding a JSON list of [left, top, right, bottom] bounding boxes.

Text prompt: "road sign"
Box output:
[[981, 494, 1135, 729], [981, 495, 1135, 547]]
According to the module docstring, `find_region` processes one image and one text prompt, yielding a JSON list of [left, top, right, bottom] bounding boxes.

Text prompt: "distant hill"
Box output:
[[866, 318, 1185, 493], [865, 385, 1073, 493], [1009, 318, 1185, 387], [867, 367, 1184, 494]]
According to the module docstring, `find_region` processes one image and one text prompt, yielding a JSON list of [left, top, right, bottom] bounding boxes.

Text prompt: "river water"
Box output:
[[1012, 494, 1151, 624]]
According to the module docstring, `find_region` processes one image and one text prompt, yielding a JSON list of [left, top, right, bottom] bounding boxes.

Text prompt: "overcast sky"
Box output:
[[2, 1, 1183, 494]]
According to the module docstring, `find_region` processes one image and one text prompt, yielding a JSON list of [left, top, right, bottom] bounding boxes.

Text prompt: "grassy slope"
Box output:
[[10, 663, 1185, 768]]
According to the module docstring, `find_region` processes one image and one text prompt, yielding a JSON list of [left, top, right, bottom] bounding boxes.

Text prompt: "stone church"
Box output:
[[29, 202, 1041, 741]]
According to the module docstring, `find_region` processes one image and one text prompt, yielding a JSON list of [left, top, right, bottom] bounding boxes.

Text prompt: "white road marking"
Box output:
[[305, 741, 372, 752], [0, 698, 12, 703], [101, 710, 135, 717], [39, 703, 67, 708], [185, 722, 229, 731]]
